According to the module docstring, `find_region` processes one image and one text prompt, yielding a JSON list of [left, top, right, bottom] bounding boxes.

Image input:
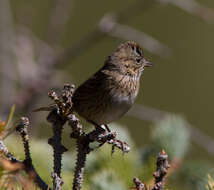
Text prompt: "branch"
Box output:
[[133, 150, 170, 190], [0, 139, 19, 163], [46, 84, 75, 190], [68, 113, 130, 190], [47, 109, 67, 190], [133, 177, 147, 190], [54, 0, 160, 69], [98, 14, 171, 57], [159, 0, 214, 23], [15, 117, 51, 190], [152, 150, 170, 190], [45, 0, 72, 45], [0, 118, 51, 190]]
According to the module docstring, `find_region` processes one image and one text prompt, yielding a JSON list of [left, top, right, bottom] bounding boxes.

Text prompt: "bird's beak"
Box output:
[[144, 60, 152, 67]]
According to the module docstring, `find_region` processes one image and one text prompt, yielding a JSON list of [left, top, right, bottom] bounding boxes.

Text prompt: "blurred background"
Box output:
[[1, 0, 214, 189]]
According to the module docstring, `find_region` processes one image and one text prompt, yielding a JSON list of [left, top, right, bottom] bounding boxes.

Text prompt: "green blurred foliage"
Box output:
[[151, 115, 190, 159]]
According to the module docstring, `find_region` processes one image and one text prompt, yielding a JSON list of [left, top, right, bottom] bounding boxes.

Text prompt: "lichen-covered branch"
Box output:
[[15, 117, 51, 190], [0, 117, 51, 190], [133, 150, 170, 190], [47, 109, 67, 190], [133, 177, 147, 190], [46, 84, 75, 189], [68, 113, 130, 190], [152, 150, 170, 190]]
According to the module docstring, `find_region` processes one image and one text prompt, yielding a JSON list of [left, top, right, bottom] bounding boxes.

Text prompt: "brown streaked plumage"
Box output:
[[72, 41, 152, 127]]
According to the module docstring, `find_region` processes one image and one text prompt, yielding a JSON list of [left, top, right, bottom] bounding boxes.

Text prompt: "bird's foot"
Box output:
[[109, 138, 130, 154]]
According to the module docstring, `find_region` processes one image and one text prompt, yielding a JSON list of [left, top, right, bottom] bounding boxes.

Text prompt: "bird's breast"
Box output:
[[100, 78, 139, 124]]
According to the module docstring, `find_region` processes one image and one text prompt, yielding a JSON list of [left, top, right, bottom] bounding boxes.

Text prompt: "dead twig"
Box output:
[[159, 0, 214, 23], [0, 118, 51, 190], [98, 14, 171, 57], [133, 177, 147, 190], [15, 117, 51, 190], [68, 114, 130, 190], [46, 84, 75, 190], [133, 150, 170, 190]]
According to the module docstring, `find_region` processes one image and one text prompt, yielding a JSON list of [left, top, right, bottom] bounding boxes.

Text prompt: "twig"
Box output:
[[13, 28, 59, 112], [133, 177, 147, 190], [159, 0, 214, 23], [45, 0, 72, 44], [46, 84, 75, 190], [128, 104, 167, 122], [15, 117, 31, 164], [47, 109, 67, 176], [47, 109, 67, 190], [15, 117, 51, 190], [0, 139, 21, 164], [99, 14, 171, 57], [68, 114, 130, 190], [0, 118, 51, 189], [54, 29, 105, 68], [133, 150, 170, 190], [152, 150, 170, 190], [55, 0, 157, 69], [51, 172, 64, 190], [72, 133, 88, 190]]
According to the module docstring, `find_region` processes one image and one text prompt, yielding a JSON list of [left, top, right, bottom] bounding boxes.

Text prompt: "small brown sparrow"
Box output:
[[72, 41, 152, 130]]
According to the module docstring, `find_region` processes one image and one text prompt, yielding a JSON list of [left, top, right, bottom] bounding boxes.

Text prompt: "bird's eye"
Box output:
[[136, 58, 141, 63]]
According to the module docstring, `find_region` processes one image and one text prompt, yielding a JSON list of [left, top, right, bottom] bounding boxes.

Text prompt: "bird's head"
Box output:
[[110, 41, 152, 77]]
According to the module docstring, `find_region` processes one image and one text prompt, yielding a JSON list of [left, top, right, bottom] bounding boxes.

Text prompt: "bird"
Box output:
[[72, 41, 152, 131]]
